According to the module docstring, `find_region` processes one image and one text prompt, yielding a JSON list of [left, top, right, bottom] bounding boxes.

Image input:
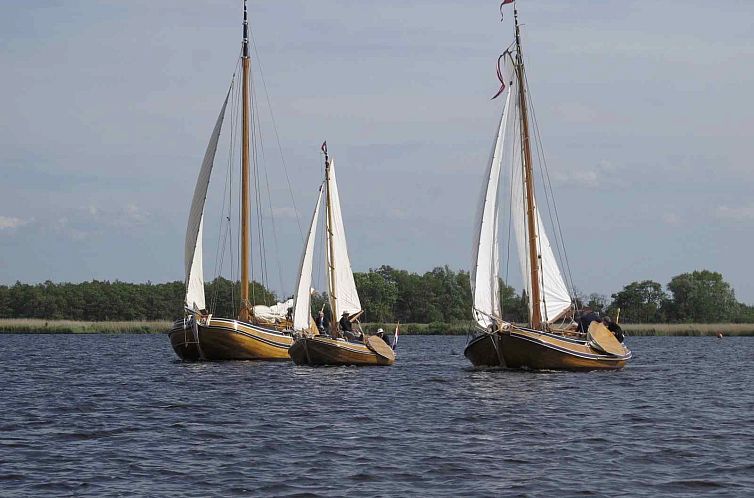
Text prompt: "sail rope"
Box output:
[[249, 31, 305, 243], [249, 68, 269, 305], [211, 62, 241, 315], [522, 69, 577, 304], [503, 100, 520, 321], [252, 85, 287, 298]]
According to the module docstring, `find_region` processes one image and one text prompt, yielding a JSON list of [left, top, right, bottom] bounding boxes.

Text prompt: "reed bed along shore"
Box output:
[[0, 319, 752, 336], [370, 322, 754, 336], [0, 319, 171, 334]]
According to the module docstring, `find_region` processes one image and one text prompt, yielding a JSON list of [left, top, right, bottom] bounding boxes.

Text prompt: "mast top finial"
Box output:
[[321, 141, 329, 164], [242, 0, 249, 58]]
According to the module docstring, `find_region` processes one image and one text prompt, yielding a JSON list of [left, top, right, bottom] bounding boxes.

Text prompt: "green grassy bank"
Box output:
[[0, 319, 752, 336]]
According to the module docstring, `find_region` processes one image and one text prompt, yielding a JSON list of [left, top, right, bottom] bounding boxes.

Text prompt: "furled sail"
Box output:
[[325, 159, 362, 319], [292, 184, 324, 331], [253, 298, 294, 323], [184, 89, 231, 310], [470, 82, 515, 329]]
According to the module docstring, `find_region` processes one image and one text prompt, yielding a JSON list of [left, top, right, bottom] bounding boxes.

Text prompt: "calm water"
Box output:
[[0, 334, 752, 497]]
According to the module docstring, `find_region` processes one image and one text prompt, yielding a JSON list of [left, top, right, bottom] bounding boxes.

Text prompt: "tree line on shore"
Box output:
[[0, 266, 751, 324]]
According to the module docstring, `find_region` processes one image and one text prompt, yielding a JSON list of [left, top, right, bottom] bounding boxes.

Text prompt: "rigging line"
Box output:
[[525, 80, 565, 298], [516, 66, 551, 323], [213, 69, 239, 284], [249, 30, 305, 242], [503, 100, 519, 316], [231, 72, 242, 314], [229, 71, 241, 317], [314, 170, 325, 312], [250, 70, 271, 303], [251, 76, 286, 298], [249, 75, 259, 305], [212, 66, 240, 312], [516, 88, 533, 320], [523, 70, 577, 299]]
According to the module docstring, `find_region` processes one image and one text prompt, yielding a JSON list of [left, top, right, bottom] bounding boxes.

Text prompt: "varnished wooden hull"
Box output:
[[464, 326, 631, 371], [288, 336, 394, 366], [168, 317, 293, 361]]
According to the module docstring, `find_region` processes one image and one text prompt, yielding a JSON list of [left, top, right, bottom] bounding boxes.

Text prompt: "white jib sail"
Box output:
[[325, 159, 362, 319], [508, 114, 572, 324], [292, 184, 324, 331], [470, 88, 515, 329], [184, 89, 231, 311]]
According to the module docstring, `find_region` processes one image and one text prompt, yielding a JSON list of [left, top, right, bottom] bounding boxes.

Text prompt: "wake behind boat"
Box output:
[[287, 143, 396, 366], [464, 4, 631, 371], [169, 1, 294, 361]]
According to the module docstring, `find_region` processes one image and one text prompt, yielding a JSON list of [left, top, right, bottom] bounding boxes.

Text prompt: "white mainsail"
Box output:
[[184, 89, 231, 311], [292, 184, 324, 331], [470, 84, 515, 329], [325, 159, 362, 319]]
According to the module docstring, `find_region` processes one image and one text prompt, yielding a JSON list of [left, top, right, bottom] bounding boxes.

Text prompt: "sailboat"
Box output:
[[169, 1, 294, 361], [464, 4, 631, 371], [287, 143, 396, 366]]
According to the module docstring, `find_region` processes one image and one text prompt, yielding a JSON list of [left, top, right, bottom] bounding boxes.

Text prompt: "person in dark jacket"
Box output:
[[340, 311, 362, 341], [339, 311, 353, 333], [602, 315, 625, 343], [577, 308, 601, 334]]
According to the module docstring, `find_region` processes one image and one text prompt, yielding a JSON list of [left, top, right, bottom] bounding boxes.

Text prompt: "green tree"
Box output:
[[586, 293, 608, 315], [354, 270, 398, 322], [610, 280, 666, 323], [666, 270, 737, 322]]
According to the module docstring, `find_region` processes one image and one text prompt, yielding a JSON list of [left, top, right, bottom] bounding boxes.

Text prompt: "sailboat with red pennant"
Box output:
[[464, 3, 632, 370]]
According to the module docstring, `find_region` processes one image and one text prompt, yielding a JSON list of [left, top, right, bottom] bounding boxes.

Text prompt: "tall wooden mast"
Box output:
[[239, 0, 252, 322], [322, 143, 338, 335], [514, 7, 543, 328]]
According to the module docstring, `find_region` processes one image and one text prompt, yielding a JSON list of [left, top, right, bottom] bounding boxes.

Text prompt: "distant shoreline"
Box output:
[[0, 319, 752, 336]]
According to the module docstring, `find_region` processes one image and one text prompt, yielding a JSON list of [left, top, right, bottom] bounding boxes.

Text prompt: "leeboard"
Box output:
[[587, 322, 625, 356], [365, 335, 396, 362]]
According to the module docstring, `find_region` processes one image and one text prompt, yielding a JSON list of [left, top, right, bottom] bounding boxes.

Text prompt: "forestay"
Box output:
[[292, 185, 324, 331], [325, 160, 362, 318], [184, 88, 231, 311]]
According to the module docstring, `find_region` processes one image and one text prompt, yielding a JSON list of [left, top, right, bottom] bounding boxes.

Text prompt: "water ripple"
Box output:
[[0, 335, 752, 496]]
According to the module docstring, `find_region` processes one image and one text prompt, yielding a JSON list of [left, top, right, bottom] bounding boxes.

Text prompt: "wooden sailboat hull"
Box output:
[[288, 336, 394, 366], [464, 327, 631, 371], [168, 317, 293, 361]]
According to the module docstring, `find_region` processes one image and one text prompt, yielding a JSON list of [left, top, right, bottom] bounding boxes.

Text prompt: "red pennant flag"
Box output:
[[500, 0, 514, 21]]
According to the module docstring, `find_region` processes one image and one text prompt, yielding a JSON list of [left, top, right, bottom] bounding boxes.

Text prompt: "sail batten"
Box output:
[[292, 185, 324, 331], [184, 88, 231, 310]]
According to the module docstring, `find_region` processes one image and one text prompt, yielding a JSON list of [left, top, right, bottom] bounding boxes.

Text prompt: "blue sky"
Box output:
[[2, 0, 754, 303]]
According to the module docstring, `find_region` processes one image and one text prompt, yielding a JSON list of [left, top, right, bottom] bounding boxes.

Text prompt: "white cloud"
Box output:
[[552, 159, 616, 188], [0, 216, 29, 230], [716, 205, 754, 222], [662, 212, 680, 225], [555, 102, 600, 125]]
